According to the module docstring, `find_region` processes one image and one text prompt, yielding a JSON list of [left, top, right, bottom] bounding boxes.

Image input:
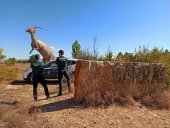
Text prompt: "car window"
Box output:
[[44, 61, 56, 67], [71, 61, 76, 65], [50, 61, 57, 67], [51, 63, 57, 67], [67, 60, 76, 66], [44, 60, 75, 68], [67, 61, 71, 66], [44, 63, 51, 67]]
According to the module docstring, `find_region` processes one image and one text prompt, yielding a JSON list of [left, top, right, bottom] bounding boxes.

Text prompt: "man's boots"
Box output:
[[68, 86, 71, 93], [46, 95, 50, 100], [58, 86, 62, 96], [34, 95, 38, 101], [58, 92, 62, 96]]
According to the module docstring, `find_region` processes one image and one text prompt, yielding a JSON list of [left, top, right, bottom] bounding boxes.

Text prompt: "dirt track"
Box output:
[[0, 81, 170, 128]]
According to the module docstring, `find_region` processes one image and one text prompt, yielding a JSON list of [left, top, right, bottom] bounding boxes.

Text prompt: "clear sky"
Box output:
[[1, 0, 170, 59]]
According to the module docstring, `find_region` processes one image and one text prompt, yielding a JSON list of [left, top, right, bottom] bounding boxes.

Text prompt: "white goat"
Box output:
[[26, 27, 55, 63]]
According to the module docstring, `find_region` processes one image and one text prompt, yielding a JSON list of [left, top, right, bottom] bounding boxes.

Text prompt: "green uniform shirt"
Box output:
[[31, 60, 43, 75], [56, 56, 68, 70]]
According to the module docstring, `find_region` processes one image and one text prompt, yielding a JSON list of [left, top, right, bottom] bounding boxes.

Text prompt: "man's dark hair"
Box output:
[[35, 54, 40, 60], [58, 50, 64, 55]]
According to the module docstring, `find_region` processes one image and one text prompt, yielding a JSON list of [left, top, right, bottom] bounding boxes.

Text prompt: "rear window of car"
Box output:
[[71, 61, 76, 65], [67, 60, 76, 65], [44, 61, 56, 67]]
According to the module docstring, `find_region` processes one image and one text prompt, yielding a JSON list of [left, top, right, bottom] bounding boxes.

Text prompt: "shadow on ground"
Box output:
[[10, 80, 28, 85], [34, 98, 78, 112], [10, 80, 58, 85]]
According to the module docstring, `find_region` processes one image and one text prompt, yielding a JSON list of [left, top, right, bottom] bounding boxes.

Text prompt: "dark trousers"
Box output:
[[58, 69, 71, 94], [32, 75, 49, 98]]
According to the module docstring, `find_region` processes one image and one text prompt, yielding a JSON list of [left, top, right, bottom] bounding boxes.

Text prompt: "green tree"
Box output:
[[0, 48, 6, 60], [116, 52, 124, 62], [124, 52, 134, 62], [134, 45, 151, 62], [72, 40, 81, 58], [150, 47, 163, 63]]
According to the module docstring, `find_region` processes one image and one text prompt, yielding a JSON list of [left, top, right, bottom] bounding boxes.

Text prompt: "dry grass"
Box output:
[[114, 92, 135, 106], [16, 63, 30, 79], [0, 100, 53, 128], [0, 63, 18, 82], [83, 90, 135, 107], [0, 63, 29, 83], [0, 81, 170, 127], [0, 104, 11, 119], [82, 89, 170, 109], [83, 91, 115, 107], [141, 91, 170, 110]]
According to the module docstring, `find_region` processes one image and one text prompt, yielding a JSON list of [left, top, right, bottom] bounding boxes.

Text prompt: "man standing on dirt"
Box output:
[[56, 50, 71, 96], [31, 54, 50, 101]]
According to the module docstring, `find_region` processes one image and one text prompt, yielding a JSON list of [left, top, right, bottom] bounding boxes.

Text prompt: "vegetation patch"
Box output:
[[0, 63, 19, 82], [114, 92, 135, 107], [0, 100, 53, 128], [141, 91, 170, 110]]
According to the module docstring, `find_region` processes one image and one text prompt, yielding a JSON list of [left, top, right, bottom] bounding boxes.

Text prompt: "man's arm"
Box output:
[[30, 63, 33, 68], [56, 57, 59, 64], [65, 58, 68, 66], [41, 62, 46, 69]]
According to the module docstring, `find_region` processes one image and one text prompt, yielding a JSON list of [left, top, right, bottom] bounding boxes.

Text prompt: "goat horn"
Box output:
[[34, 27, 43, 29]]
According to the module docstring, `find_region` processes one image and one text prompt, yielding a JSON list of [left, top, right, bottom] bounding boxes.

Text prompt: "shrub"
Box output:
[[5, 58, 16, 66], [141, 91, 170, 110], [0, 63, 19, 82], [114, 92, 135, 106], [0, 100, 53, 128], [16, 59, 29, 63]]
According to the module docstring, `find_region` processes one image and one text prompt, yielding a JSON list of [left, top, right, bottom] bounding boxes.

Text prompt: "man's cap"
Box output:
[[58, 50, 64, 54], [35, 54, 40, 59]]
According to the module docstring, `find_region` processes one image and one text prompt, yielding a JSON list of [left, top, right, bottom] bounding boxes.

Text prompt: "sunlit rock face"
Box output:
[[74, 60, 166, 103]]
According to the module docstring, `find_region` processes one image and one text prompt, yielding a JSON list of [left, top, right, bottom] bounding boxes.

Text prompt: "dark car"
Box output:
[[23, 59, 77, 83]]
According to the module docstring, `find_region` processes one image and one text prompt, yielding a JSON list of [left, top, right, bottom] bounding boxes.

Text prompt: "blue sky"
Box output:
[[0, 0, 170, 59]]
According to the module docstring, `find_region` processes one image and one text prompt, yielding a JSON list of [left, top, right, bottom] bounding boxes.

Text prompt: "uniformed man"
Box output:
[[31, 54, 50, 101], [56, 50, 71, 96]]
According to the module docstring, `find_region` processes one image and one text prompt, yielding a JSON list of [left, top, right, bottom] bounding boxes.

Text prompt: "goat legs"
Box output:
[[29, 48, 34, 54]]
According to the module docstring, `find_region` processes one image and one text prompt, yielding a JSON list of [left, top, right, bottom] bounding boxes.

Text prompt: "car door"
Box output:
[[67, 60, 76, 74], [43, 61, 58, 79], [43, 62, 52, 79], [49, 61, 58, 79]]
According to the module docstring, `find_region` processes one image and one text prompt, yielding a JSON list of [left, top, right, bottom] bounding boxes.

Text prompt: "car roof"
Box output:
[[44, 59, 78, 65]]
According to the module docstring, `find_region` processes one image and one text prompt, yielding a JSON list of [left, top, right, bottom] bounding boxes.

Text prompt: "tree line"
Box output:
[[0, 49, 28, 64], [72, 40, 170, 63], [1, 42, 170, 64]]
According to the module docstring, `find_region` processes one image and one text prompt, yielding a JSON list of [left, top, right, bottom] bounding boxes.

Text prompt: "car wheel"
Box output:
[[27, 73, 33, 83]]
